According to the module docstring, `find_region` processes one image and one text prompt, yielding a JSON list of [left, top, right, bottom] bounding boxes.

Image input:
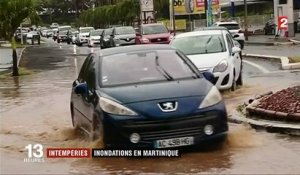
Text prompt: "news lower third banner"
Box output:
[[24, 144, 181, 162]]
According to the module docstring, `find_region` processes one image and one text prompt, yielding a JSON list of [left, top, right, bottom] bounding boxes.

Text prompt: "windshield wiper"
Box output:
[[155, 56, 174, 81], [205, 36, 213, 53]]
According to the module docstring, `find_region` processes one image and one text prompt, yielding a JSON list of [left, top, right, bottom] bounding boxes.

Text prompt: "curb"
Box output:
[[245, 41, 296, 46], [246, 106, 300, 122], [243, 53, 300, 70], [17, 46, 27, 67], [228, 113, 300, 136]]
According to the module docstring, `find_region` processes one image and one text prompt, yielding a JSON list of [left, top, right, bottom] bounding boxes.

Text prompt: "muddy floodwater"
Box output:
[[1, 44, 300, 174]]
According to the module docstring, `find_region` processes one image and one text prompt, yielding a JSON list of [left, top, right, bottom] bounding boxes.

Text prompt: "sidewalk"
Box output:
[[246, 33, 300, 45], [0, 48, 22, 73]]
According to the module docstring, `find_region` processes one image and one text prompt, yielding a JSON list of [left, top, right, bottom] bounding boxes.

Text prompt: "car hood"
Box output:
[[115, 34, 136, 39], [90, 36, 100, 40], [143, 33, 170, 39], [79, 33, 90, 37], [100, 79, 212, 104], [187, 52, 228, 70]]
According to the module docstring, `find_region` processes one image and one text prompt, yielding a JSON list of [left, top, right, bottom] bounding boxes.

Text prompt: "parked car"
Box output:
[[88, 29, 104, 47], [57, 30, 70, 43], [100, 28, 113, 48], [110, 26, 136, 47], [70, 45, 228, 148], [14, 28, 30, 41], [71, 30, 79, 44], [76, 27, 95, 46], [170, 30, 243, 91], [264, 19, 276, 35], [212, 21, 245, 49], [26, 31, 40, 40], [46, 30, 54, 38], [135, 23, 174, 44]]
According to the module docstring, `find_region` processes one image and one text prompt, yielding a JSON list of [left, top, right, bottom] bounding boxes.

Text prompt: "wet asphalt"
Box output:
[[0, 40, 300, 174]]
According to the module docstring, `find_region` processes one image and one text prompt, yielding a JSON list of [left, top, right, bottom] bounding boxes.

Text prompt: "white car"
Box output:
[[88, 29, 103, 47], [170, 30, 243, 91], [76, 27, 95, 46], [213, 21, 245, 49]]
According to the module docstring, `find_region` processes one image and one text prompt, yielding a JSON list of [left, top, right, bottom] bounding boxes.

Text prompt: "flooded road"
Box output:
[[1, 42, 300, 174]]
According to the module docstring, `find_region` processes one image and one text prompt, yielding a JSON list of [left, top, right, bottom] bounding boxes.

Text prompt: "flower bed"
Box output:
[[252, 86, 300, 121]]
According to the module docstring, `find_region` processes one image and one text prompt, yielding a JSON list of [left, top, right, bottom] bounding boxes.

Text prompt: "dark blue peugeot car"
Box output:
[[70, 45, 228, 148]]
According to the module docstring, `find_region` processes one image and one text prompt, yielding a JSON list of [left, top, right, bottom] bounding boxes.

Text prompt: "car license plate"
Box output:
[[154, 137, 194, 148]]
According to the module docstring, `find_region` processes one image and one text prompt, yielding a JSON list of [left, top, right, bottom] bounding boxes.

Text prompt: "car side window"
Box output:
[[226, 34, 233, 53], [78, 54, 92, 82], [85, 58, 96, 89]]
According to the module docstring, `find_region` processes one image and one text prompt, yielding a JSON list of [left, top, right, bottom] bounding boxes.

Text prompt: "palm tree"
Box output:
[[0, 0, 36, 76]]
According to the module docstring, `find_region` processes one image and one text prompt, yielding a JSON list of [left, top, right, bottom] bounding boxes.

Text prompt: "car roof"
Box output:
[[141, 23, 164, 27], [194, 26, 229, 31], [96, 45, 175, 57], [215, 21, 239, 25], [175, 30, 223, 38]]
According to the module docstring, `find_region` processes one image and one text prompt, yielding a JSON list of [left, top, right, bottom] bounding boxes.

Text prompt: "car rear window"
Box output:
[[219, 24, 240, 30], [142, 25, 169, 35], [100, 50, 198, 86]]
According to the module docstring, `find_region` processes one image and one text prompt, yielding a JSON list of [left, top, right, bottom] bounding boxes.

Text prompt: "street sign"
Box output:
[[174, 0, 219, 16], [278, 16, 288, 30], [140, 0, 154, 11]]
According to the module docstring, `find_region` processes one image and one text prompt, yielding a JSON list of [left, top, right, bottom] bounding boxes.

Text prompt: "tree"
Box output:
[[0, 0, 36, 76]]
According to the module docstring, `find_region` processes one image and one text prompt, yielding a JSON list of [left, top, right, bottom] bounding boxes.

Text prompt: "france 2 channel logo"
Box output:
[[24, 144, 45, 163]]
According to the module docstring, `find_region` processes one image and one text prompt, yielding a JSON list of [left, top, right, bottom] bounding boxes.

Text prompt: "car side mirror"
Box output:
[[232, 46, 241, 55], [169, 30, 175, 34], [233, 34, 239, 38], [74, 83, 88, 95], [202, 71, 215, 84]]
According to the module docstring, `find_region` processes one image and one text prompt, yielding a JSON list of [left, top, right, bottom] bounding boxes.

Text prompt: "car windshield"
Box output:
[[90, 30, 103, 36], [104, 29, 113, 36], [171, 34, 226, 55], [80, 28, 94, 33], [115, 27, 135, 35], [101, 50, 198, 86], [60, 31, 68, 35], [218, 24, 240, 30], [142, 25, 169, 35]]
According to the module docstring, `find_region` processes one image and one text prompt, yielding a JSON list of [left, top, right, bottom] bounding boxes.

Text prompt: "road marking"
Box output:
[[243, 60, 270, 73]]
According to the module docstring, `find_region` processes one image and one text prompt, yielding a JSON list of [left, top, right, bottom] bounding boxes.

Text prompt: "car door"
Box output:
[[226, 33, 241, 81], [80, 55, 97, 133], [72, 54, 94, 131]]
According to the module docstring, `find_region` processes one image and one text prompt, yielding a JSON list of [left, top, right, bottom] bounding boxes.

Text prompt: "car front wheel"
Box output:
[[91, 116, 106, 148], [231, 72, 237, 91]]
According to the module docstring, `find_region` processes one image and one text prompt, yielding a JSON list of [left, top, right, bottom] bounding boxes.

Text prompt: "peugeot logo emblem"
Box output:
[[158, 101, 178, 112], [157, 38, 161, 41]]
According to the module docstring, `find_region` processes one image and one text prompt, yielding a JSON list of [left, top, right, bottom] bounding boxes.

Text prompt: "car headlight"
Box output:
[[141, 38, 149, 43], [199, 86, 222, 109], [99, 97, 137, 116], [213, 59, 228, 73]]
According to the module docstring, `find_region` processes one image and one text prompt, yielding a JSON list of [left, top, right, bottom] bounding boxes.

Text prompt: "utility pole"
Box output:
[[204, 0, 208, 27], [170, 0, 176, 33], [244, 0, 248, 40]]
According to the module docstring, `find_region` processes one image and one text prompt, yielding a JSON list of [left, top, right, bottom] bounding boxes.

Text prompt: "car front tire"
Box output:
[[231, 72, 237, 91], [91, 116, 106, 148]]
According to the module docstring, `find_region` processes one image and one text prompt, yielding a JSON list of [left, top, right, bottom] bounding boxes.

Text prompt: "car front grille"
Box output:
[[120, 38, 135, 41], [120, 112, 226, 141], [150, 38, 168, 43]]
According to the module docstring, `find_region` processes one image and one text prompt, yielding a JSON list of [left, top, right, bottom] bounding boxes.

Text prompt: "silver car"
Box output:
[[110, 26, 136, 47]]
